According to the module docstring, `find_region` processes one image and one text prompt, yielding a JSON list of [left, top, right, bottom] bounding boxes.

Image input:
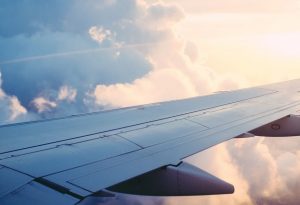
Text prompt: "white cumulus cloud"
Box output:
[[0, 73, 28, 124]]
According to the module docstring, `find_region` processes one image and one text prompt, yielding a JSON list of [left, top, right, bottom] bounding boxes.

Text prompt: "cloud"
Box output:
[[89, 68, 200, 108], [2, 1, 299, 205], [0, 0, 241, 117], [28, 85, 84, 119], [225, 137, 300, 205], [86, 2, 244, 109], [184, 41, 198, 63], [31, 97, 57, 113], [57, 86, 77, 102], [0, 0, 155, 112], [0, 30, 151, 109], [0, 95, 27, 123], [171, 0, 300, 14], [226, 139, 283, 201], [89, 26, 113, 43], [142, 2, 184, 30], [0, 73, 29, 124]]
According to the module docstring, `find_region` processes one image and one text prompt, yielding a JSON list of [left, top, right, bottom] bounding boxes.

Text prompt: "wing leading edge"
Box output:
[[1, 79, 300, 204]]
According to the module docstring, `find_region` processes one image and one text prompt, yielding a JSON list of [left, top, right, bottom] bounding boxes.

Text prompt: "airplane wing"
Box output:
[[1, 79, 300, 204]]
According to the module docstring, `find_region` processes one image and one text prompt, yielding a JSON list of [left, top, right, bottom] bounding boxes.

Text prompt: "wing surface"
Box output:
[[1, 79, 300, 204]]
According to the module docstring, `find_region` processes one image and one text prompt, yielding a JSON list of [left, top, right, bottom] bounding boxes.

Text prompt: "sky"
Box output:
[[174, 0, 300, 84], [1, 0, 300, 205]]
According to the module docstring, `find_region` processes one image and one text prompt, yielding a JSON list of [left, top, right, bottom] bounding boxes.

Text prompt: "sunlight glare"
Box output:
[[257, 32, 300, 57]]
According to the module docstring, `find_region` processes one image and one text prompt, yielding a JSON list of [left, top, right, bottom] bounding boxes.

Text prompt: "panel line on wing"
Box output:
[[116, 134, 144, 149], [151, 100, 300, 160], [0, 88, 277, 155], [63, 99, 300, 191]]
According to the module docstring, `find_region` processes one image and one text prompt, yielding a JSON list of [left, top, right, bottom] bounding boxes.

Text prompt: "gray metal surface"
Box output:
[[1, 79, 300, 203], [45, 81, 300, 193], [0, 87, 274, 154], [0, 181, 78, 205], [1, 135, 140, 176], [66, 98, 300, 192], [120, 119, 207, 148], [0, 166, 32, 198]]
